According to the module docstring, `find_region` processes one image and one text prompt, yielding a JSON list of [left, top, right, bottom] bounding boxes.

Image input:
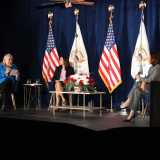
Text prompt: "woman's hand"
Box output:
[[5, 68, 11, 75], [141, 81, 146, 91], [55, 80, 59, 82], [16, 71, 20, 78], [135, 74, 140, 80]]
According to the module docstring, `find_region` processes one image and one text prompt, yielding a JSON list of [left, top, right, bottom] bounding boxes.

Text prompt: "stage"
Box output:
[[1, 105, 159, 158], [0, 106, 150, 131]]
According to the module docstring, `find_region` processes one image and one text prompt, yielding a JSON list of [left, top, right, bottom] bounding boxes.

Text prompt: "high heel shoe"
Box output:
[[123, 114, 135, 122], [62, 101, 68, 106], [54, 107, 58, 111]]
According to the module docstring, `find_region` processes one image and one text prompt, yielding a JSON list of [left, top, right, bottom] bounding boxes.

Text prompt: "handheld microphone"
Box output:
[[8, 65, 12, 76], [134, 71, 141, 82]]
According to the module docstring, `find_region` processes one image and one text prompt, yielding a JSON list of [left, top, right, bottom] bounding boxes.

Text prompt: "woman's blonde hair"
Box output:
[[1, 54, 13, 66]]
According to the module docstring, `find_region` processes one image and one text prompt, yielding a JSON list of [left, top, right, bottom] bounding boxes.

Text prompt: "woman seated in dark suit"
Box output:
[[0, 54, 20, 111], [120, 51, 160, 122], [52, 56, 75, 110]]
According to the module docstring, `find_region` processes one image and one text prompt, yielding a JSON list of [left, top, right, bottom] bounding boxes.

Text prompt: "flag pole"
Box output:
[[48, 13, 53, 58], [74, 9, 79, 104], [110, 94, 114, 112], [139, 1, 146, 116], [139, 1, 146, 74], [108, 5, 114, 112], [48, 12, 53, 85], [74, 9, 79, 74]]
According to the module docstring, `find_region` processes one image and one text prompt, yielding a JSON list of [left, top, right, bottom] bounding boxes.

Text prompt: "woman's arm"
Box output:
[[70, 67, 75, 75], [141, 81, 146, 91], [52, 67, 59, 82], [138, 67, 160, 83], [0, 64, 7, 77], [4, 68, 11, 75], [15, 73, 20, 81]]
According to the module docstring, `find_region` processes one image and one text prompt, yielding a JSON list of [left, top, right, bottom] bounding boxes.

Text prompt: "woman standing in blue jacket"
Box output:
[[0, 54, 20, 111]]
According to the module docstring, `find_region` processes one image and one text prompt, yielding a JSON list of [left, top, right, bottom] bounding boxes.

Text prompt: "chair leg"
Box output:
[[143, 100, 149, 120], [48, 93, 53, 111], [139, 99, 145, 116], [11, 93, 16, 110], [137, 100, 141, 116], [68, 94, 71, 105]]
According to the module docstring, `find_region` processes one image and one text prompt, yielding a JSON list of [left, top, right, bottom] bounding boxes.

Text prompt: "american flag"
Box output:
[[98, 23, 122, 93], [42, 26, 59, 88]]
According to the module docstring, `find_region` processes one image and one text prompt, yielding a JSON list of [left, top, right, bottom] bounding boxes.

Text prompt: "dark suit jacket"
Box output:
[[52, 66, 75, 84]]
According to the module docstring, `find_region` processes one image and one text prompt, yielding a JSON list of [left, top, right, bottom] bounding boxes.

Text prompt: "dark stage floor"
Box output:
[[0, 105, 160, 158], [0, 105, 150, 131]]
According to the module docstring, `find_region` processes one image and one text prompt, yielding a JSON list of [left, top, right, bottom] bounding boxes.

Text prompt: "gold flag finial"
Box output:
[[74, 9, 79, 16], [48, 12, 53, 30], [74, 9, 79, 21], [139, 1, 146, 11], [108, 5, 114, 26]]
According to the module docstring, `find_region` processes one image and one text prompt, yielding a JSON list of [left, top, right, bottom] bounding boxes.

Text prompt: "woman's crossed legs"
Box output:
[[55, 81, 66, 109]]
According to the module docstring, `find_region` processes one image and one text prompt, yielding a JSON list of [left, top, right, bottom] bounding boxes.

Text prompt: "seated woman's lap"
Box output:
[[0, 78, 13, 92], [55, 81, 64, 96]]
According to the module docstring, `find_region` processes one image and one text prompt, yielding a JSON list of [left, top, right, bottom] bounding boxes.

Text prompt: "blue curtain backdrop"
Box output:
[[0, 0, 160, 108]]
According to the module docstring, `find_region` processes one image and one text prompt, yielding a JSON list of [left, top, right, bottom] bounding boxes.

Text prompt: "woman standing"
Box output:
[[52, 56, 75, 110], [120, 51, 160, 122], [0, 54, 20, 111]]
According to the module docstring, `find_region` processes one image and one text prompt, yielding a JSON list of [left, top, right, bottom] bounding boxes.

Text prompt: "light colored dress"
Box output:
[[59, 67, 66, 82]]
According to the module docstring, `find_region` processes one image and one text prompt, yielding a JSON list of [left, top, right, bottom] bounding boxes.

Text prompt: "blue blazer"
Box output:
[[0, 63, 20, 86]]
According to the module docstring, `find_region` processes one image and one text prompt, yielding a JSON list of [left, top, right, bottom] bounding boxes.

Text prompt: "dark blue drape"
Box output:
[[1, 0, 160, 108]]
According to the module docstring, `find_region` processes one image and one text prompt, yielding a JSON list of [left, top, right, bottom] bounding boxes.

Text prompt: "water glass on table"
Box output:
[[36, 79, 40, 84], [27, 79, 31, 84]]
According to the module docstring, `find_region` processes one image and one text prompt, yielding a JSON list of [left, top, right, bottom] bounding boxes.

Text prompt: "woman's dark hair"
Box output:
[[150, 51, 160, 66], [60, 56, 70, 70]]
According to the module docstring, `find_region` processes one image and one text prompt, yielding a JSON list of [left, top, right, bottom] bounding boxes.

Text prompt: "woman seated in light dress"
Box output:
[[52, 56, 74, 110]]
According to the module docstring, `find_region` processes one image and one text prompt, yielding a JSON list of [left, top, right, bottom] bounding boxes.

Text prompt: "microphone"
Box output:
[[8, 65, 12, 76], [134, 71, 141, 82]]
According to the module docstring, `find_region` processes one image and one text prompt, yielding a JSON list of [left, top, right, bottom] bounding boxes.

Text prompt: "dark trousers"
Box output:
[[0, 78, 13, 105]]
